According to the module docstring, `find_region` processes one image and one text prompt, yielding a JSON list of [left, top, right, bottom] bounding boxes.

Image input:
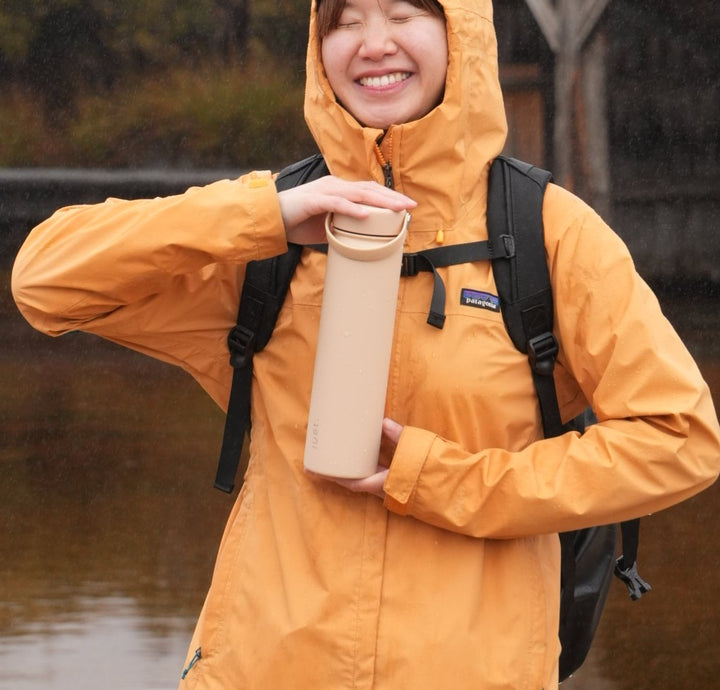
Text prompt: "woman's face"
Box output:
[[320, 0, 448, 129]]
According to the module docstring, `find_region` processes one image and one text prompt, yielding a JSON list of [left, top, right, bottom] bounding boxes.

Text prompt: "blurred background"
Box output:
[[1, 1, 719, 688]]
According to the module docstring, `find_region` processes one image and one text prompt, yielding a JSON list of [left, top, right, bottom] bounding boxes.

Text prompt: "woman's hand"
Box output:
[[279, 176, 416, 246], [321, 418, 404, 500]]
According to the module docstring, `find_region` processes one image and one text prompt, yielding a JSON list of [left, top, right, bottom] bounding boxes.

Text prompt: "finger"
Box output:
[[312, 177, 417, 212], [285, 216, 327, 246], [334, 469, 388, 499], [382, 418, 403, 445], [280, 177, 416, 245], [341, 183, 417, 210]]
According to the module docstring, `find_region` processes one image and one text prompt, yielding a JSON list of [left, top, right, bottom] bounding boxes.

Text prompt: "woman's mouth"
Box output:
[[358, 72, 411, 88]]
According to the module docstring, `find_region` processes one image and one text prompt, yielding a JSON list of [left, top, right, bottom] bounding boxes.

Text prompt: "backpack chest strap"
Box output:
[[400, 239, 514, 329]]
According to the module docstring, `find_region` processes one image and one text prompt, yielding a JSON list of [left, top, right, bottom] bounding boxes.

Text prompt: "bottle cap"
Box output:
[[331, 205, 407, 238]]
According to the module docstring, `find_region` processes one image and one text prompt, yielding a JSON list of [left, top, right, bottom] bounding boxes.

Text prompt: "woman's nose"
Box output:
[[358, 20, 399, 60]]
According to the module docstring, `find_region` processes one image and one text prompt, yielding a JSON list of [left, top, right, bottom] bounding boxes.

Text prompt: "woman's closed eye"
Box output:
[[387, 9, 426, 23], [336, 7, 363, 29], [386, 0, 427, 23]]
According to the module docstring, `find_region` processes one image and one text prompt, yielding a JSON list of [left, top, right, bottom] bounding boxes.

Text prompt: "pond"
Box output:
[[1, 260, 719, 690]]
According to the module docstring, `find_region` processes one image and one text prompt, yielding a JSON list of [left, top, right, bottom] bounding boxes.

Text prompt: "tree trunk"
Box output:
[[217, 0, 250, 63], [525, 0, 611, 217], [581, 28, 611, 220]]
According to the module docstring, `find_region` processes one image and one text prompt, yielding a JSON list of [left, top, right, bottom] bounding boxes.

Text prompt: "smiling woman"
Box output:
[[318, 0, 447, 128], [10, 0, 720, 688]]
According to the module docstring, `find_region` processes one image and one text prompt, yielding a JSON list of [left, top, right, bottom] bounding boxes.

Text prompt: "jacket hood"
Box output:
[[304, 0, 508, 244]]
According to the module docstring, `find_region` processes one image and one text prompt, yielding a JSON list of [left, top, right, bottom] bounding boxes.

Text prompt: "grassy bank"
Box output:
[[0, 57, 316, 170]]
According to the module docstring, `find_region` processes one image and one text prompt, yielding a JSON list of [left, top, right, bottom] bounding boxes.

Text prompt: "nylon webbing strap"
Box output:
[[215, 244, 304, 492], [619, 518, 640, 566], [215, 154, 328, 493], [486, 156, 561, 437], [215, 361, 254, 492], [310, 240, 511, 329], [527, 330, 564, 438], [400, 240, 512, 328]]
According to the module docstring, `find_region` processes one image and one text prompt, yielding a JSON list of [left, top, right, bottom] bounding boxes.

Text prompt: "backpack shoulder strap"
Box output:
[[487, 155, 563, 438], [487, 158, 650, 679], [215, 153, 328, 492]]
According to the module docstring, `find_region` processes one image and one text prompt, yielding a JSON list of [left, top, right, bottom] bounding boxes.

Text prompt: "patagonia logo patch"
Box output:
[[460, 288, 500, 313]]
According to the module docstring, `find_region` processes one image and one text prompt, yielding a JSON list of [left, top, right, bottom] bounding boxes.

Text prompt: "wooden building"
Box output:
[[495, 0, 720, 284]]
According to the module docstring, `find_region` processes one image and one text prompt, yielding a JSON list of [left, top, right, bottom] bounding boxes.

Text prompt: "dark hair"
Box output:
[[316, 0, 445, 40]]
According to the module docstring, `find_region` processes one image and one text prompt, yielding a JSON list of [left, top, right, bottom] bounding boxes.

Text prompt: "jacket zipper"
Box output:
[[374, 134, 394, 189], [181, 647, 202, 680], [382, 162, 394, 188]]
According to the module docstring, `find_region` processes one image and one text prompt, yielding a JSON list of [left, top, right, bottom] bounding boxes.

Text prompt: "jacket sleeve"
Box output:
[[383, 184, 720, 538], [11, 170, 288, 408]]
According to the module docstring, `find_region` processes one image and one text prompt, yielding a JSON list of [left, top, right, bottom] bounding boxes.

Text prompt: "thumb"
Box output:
[[382, 418, 403, 445]]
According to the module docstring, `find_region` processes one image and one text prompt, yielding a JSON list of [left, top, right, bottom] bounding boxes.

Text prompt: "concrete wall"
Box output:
[[0, 168, 241, 268], [2, 167, 718, 284]]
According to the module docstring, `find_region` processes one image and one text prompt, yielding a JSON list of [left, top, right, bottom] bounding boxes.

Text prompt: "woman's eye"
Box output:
[[388, 10, 425, 23], [336, 10, 362, 29], [387, 1, 425, 22]]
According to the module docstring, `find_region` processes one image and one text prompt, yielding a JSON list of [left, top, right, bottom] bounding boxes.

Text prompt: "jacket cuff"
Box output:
[[237, 170, 287, 259], [384, 426, 436, 515]]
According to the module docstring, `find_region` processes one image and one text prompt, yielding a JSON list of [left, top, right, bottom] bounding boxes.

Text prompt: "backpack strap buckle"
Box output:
[[401, 253, 419, 277], [614, 557, 652, 600], [498, 234, 516, 259], [527, 332, 558, 377], [227, 324, 256, 368]]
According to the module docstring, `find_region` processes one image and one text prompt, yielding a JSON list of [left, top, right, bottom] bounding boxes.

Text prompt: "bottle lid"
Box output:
[[331, 204, 407, 238]]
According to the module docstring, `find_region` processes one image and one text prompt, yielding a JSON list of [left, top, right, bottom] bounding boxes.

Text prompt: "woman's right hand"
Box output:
[[278, 176, 417, 246]]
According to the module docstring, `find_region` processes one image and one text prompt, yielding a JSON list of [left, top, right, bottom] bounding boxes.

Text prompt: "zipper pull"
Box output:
[[382, 162, 394, 189], [181, 647, 202, 680]]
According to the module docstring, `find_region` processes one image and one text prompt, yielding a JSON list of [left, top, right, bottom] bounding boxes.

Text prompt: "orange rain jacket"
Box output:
[[12, 1, 720, 688]]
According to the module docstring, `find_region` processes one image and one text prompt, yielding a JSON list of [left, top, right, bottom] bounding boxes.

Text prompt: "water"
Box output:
[[1, 264, 231, 689], [0, 596, 189, 690], [2, 262, 719, 689]]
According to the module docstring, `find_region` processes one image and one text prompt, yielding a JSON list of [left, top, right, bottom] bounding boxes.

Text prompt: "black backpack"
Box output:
[[214, 153, 650, 681]]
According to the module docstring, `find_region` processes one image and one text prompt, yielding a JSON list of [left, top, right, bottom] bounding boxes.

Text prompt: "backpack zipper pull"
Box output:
[[181, 647, 202, 679]]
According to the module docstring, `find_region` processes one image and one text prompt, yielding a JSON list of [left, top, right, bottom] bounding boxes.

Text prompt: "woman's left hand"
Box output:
[[332, 467, 389, 499], [312, 418, 403, 500]]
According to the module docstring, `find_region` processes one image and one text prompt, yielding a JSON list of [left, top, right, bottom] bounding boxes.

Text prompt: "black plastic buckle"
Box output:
[[401, 253, 419, 277], [227, 325, 256, 368], [614, 557, 652, 600], [527, 332, 558, 376], [500, 234, 516, 258]]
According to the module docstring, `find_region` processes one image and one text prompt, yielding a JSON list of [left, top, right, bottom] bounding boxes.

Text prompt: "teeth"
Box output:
[[359, 72, 410, 88]]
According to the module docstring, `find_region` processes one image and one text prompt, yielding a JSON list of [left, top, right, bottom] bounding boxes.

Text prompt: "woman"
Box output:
[[12, 1, 720, 688]]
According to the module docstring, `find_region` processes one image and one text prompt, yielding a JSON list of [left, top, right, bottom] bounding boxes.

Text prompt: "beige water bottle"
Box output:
[[303, 205, 410, 478]]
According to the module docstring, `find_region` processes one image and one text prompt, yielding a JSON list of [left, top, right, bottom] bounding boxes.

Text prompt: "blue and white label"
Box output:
[[460, 289, 500, 313]]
